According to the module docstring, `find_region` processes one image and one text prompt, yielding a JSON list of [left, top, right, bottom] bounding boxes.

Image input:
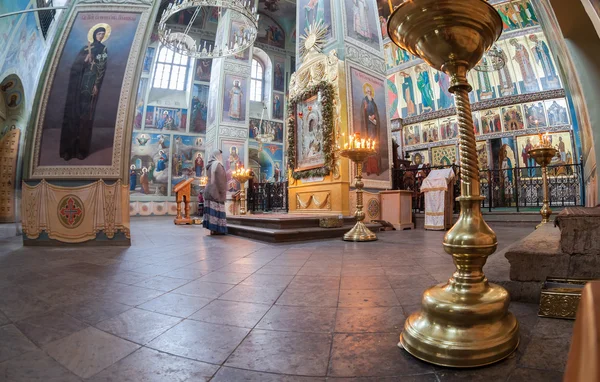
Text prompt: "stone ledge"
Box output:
[[555, 207, 600, 255]]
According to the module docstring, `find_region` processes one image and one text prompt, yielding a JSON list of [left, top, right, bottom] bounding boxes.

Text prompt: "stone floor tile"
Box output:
[[15, 310, 88, 347], [384, 266, 430, 276], [531, 317, 574, 339], [328, 376, 437, 382], [256, 306, 337, 333], [255, 265, 302, 276], [0, 286, 51, 321], [103, 271, 152, 286], [518, 336, 571, 372], [340, 267, 386, 277], [138, 292, 212, 318], [435, 356, 517, 381], [217, 263, 264, 274], [335, 307, 405, 333], [276, 286, 339, 307], [288, 276, 340, 289], [0, 310, 10, 326], [133, 276, 191, 292], [212, 367, 326, 381], [99, 285, 164, 307], [340, 276, 391, 290], [87, 347, 218, 382], [43, 326, 139, 379], [96, 308, 181, 345], [297, 266, 342, 277], [198, 271, 252, 284], [268, 259, 308, 267], [0, 324, 38, 363], [507, 367, 564, 382], [172, 280, 234, 299], [241, 274, 295, 288], [190, 300, 271, 328], [0, 350, 81, 382], [220, 284, 286, 305], [226, 329, 332, 376], [393, 288, 428, 306], [338, 289, 400, 308], [61, 298, 132, 325], [386, 274, 438, 290], [161, 266, 210, 280], [147, 320, 249, 364], [329, 333, 433, 377]]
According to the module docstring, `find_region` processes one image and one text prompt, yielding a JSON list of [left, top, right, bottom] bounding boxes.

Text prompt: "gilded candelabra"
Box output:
[[388, 0, 519, 367], [231, 168, 253, 216], [339, 134, 377, 241], [528, 133, 557, 228]]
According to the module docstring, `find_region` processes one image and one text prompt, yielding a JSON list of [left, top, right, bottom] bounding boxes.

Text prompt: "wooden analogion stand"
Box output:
[[173, 178, 194, 225]]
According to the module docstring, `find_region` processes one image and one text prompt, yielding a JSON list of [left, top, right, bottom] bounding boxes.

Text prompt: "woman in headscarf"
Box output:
[[203, 149, 228, 235]]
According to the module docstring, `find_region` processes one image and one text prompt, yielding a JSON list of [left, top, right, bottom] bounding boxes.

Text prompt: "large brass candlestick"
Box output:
[[528, 134, 557, 228], [388, 0, 519, 367], [232, 169, 253, 215], [339, 148, 377, 242]]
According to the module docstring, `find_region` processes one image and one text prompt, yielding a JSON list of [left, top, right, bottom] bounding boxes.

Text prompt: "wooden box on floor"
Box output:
[[380, 190, 414, 230]]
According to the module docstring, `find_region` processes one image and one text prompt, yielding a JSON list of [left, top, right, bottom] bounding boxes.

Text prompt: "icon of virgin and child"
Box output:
[[60, 23, 110, 161]]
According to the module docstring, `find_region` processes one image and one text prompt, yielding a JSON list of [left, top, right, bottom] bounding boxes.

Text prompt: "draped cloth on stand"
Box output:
[[421, 168, 455, 230], [22, 179, 130, 243]]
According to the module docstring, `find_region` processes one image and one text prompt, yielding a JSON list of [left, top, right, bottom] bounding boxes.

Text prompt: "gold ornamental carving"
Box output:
[[539, 293, 581, 319], [0, 128, 20, 222], [296, 192, 331, 210]]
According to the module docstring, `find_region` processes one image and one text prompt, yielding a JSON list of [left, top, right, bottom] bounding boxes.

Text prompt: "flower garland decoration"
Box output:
[[287, 81, 335, 180]]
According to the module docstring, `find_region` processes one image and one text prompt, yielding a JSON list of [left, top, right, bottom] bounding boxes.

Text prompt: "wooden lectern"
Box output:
[[173, 178, 195, 225]]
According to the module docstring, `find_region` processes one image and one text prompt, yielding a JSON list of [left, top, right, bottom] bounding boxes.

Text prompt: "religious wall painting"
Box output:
[[545, 98, 569, 126], [507, 36, 540, 93], [249, 141, 284, 182], [194, 57, 213, 82], [491, 137, 518, 193], [495, 41, 518, 97], [249, 118, 260, 139], [130, 132, 170, 196], [191, 84, 209, 133], [472, 64, 498, 101], [433, 70, 454, 110], [408, 150, 430, 167], [343, 0, 380, 51], [431, 145, 457, 167], [391, 130, 401, 161], [349, 67, 390, 183], [222, 74, 247, 124], [515, 0, 539, 28], [415, 64, 436, 114], [528, 33, 560, 90], [376, 0, 391, 39], [480, 108, 502, 135], [516, 131, 574, 178], [257, 14, 286, 49], [134, 78, 148, 130], [398, 69, 417, 118], [147, 107, 187, 131], [273, 57, 286, 93], [473, 111, 482, 136], [273, 92, 285, 120], [403, 124, 421, 146], [384, 43, 395, 70], [5, 90, 22, 110], [502, 105, 525, 132], [495, 2, 521, 32], [295, 93, 325, 171], [386, 76, 400, 120], [298, 0, 333, 41], [229, 20, 251, 61], [36, 10, 142, 173], [440, 117, 459, 141], [221, 139, 246, 192], [524, 101, 547, 128], [206, 57, 223, 128], [142, 46, 155, 74], [172, 134, 205, 195], [476, 141, 489, 171], [421, 120, 439, 143]]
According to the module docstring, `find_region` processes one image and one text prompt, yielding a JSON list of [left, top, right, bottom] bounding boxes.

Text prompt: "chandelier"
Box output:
[[255, 102, 274, 150], [158, 0, 259, 59], [473, 44, 505, 72]]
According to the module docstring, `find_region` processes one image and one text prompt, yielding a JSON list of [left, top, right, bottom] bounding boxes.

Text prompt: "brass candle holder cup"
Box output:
[[232, 169, 253, 216], [388, 0, 519, 368], [528, 133, 557, 228], [339, 148, 377, 242]]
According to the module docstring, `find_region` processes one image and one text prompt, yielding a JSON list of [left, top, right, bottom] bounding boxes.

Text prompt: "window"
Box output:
[[36, 0, 56, 39], [153, 46, 189, 91], [250, 58, 264, 102]]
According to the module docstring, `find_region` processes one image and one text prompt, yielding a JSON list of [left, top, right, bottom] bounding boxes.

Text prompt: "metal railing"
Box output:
[[247, 181, 289, 213], [393, 161, 585, 213]]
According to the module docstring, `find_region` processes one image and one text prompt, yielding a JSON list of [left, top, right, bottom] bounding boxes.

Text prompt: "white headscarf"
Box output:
[[207, 149, 223, 183]]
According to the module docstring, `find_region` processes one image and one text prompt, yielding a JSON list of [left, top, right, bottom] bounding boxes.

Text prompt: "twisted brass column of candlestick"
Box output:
[[232, 173, 252, 215], [388, 0, 519, 368], [528, 135, 557, 228]]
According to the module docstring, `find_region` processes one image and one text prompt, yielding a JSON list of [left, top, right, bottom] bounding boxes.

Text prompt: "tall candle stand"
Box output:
[[528, 133, 557, 228], [232, 168, 253, 216], [388, 0, 519, 368], [339, 147, 377, 242]]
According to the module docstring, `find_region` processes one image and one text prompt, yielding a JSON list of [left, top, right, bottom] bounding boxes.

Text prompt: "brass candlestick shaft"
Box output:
[[389, 0, 519, 368], [232, 174, 252, 216], [340, 149, 377, 242], [528, 147, 557, 228]]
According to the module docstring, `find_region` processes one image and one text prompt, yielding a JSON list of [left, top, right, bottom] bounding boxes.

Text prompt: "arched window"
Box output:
[[153, 46, 189, 91], [250, 58, 264, 102]]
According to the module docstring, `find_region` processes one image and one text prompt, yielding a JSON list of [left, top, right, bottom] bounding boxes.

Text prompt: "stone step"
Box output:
[[227, 223, 381, 243], [227, 215, 356, 230]]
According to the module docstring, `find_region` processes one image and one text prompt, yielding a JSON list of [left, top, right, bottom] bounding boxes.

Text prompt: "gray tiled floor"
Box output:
[[0, 217, 570, 381]]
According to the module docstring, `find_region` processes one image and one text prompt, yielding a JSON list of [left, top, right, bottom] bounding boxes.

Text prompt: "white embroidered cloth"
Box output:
[[422, 168, 455, 230]]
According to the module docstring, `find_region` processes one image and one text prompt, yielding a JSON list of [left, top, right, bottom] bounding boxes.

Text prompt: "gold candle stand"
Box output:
[[528, 138, 557, 228], [232, 173, 253, 216], [339, 148, 377, 242], [388, 0, 519, 368]]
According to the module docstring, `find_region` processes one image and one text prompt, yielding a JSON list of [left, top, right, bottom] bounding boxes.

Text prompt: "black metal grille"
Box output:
[[36, 0, 56, 39], [247, 182, 288, 213], [393, 161, 585, 213]]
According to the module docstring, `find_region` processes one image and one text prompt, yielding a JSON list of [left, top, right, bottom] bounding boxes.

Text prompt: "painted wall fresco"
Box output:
[[249, 141, 284, 182], [222, 74, 247, 123], [343, 0, 380, 51], [516, 131, 575, 177], [297, 0, 333, 39], [222, 139, 245, 192], [407, 149, 430, 167], [129, 133, 170, 196], [431, 145, 457, 167], [191, 84, 208, 133], [257, 14, 286, 49]]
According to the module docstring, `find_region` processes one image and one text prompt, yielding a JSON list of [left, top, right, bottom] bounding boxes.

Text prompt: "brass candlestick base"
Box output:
[[340, 148, 377, 242], [232, 174, 252, 215], [528, 146, 557, 228], [389, 0, 519, 368]]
